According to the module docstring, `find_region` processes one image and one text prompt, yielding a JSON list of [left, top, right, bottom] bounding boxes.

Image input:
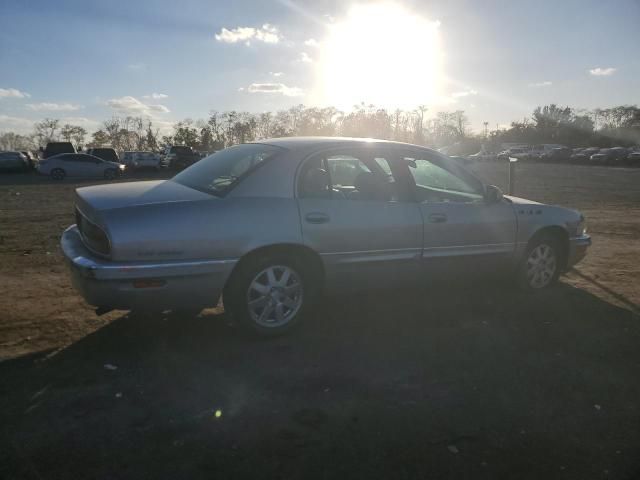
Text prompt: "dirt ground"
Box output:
[[1, 163, 640, 479]]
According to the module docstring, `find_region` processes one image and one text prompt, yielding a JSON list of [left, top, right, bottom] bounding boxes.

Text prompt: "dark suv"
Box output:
[[42, 142, 75, 159], [163, 145, 200, 170], [86, 148, 119, 164]]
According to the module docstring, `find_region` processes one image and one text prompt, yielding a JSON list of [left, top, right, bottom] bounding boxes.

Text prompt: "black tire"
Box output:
[[516, 233, 561, 291], [51, 168, 66, 180], [104, 168, 117, 180], [224, 253, 315, 336]]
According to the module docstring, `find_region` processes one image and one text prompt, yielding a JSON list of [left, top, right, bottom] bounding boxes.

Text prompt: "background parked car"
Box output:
[[0, 151, 30, 171], [85, 148, 119, 164], [570, 147, 598, 164], [162, 145, 201, 170], [467, 151, 497, 162], [626, 150, 640, 165], [122, 151, 162, 170], [20, 151, 37, 169], [498, 147, 532, 160], [608, 147, 628, 165], [37, 153, 125, 180], [542, 147, 572, 163], [590, 148, 613, 164], [42, 142, 75, 159]]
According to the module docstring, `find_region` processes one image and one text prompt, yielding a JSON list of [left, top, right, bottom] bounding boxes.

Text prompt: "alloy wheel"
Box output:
[[246, 265, 303, 328], [526, 243, 557, 289]]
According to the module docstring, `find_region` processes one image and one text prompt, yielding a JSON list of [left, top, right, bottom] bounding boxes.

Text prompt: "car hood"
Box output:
[[76, 180, 212, 212]]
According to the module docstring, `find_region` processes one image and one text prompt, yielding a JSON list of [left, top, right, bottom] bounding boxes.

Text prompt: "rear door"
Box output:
[[296, 146, 423, 291], [59, 154, 85, 176], [393, 149, 517, 278]]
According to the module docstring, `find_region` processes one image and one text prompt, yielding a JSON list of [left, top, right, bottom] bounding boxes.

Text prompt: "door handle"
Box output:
[[305, 212, 330, 224], [428, 213, 447, 223]]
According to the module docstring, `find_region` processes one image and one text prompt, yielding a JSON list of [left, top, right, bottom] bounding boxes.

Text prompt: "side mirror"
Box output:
[[484, 184, 504, 203]]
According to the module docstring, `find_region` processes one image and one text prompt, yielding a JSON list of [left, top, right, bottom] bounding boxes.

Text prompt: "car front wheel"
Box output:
[[104, 168, 117, 180], [225, 255, 311, 336], [518, 235, 561, 290], [51, 168, 66, 180]]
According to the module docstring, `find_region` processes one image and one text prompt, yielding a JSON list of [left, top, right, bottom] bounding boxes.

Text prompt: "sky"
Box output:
[[1, 0, 639, 135]]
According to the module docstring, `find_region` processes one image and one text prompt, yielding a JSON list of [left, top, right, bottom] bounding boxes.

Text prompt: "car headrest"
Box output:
[[302, 168, 330, 197], [354, 172, 388, 201]]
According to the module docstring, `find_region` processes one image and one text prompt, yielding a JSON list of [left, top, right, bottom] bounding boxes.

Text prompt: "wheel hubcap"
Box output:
[[247, 265, 303, 327], [526, 243, 557, 288]]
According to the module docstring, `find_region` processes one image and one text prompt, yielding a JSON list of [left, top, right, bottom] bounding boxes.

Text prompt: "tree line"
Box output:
[[1, 103, 638, 154]]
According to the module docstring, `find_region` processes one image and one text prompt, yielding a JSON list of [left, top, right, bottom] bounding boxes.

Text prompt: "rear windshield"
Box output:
[[172, 143, 283, 196]]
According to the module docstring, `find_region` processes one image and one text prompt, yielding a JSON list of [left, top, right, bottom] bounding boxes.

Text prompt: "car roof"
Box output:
[[254, 136, 440, 155]]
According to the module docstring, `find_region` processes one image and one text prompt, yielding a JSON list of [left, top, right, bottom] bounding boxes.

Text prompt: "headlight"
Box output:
[[577, 220, 587, 236], [119, 164, 126, 170], [570, 216, 587, 236]]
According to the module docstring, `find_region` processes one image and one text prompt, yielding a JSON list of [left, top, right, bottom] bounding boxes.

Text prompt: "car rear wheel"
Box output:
[[225, 255, 311, 336], [104, 168, 117, 180], [51, 168, 66, 180], [517, 234, 560, 290]]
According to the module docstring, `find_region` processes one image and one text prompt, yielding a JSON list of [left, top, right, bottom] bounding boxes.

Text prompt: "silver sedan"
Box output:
[[61, 137, 591, 335], [38, 153, 125, 180]]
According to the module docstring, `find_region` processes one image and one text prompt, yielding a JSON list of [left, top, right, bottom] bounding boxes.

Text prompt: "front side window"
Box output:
[[172, 143, 283, 196], [403, 153, 484, 203]]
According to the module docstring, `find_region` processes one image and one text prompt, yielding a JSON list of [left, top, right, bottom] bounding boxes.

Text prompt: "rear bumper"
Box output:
[[567, 234, 591, 268], [61, 225, 237, 310]]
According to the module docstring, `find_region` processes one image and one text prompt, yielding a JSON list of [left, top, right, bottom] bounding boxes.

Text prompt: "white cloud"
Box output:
[[26, 102, 83, 111], [215, 24, 280, 45], [128, 63, 147, 71], [299, 52, 312, 63], [451, 89, 478, 98], [304, 38, 320, 48], [0, 87, 30, 99], [589, 67, 617, 76], [438, 89, 478, 105], [0, 115, 35, 133], [143, 92, 168, 100], [270, 71, 284, 77], [59, 116, 101, 130], [106, 96, 170, 115], [246, 83, 304, 97], [528, 81, 552, 87]]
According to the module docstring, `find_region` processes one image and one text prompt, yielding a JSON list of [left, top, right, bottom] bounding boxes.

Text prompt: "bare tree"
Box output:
[[34, 118, 60, 146]]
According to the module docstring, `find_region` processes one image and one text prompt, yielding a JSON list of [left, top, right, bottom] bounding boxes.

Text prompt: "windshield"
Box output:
[[172, 143, 283, 196]]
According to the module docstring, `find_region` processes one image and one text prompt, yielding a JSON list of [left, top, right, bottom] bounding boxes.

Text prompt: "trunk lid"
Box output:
[[75, 180, 212, 213]]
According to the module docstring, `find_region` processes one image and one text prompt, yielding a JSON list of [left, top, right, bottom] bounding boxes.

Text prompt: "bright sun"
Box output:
[[316, 3, 442, 110]]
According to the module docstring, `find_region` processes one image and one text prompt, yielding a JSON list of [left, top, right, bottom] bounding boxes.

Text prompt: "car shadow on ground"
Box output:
[[2, 282, 640, 480]]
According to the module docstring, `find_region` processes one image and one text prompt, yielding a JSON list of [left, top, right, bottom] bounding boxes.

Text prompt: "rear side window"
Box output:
[[172, 144, 283, 196], [298, 149, 402, 202]]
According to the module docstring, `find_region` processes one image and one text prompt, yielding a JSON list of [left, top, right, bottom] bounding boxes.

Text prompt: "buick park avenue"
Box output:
[[61, 137, 591, 335]]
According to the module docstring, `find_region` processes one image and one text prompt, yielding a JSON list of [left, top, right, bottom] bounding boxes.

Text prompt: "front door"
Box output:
[[396, 149, 517, 279], [296, 147, 423, 291]]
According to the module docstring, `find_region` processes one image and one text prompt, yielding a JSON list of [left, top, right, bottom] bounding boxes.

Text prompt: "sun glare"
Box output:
[[316, 3, 442, 110]]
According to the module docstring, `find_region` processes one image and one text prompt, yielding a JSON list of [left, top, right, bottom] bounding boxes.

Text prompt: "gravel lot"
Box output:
[[1, 163, 639, 479]]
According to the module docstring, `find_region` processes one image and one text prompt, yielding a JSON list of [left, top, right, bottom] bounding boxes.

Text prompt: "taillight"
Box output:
[[76, 208, 111, 257]]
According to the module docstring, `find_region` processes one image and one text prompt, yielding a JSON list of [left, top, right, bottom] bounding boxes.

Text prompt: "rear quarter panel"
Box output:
[[103, 197, 303, 262]]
